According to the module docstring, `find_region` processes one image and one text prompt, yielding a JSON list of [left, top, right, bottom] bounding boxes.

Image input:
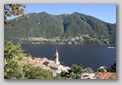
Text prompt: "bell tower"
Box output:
[[54, 49, 59, 64]]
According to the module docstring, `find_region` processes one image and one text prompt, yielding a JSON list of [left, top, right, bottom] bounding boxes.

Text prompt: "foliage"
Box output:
[[4, 4, 29, 25], [84, 38, 100, 45], [107, 63, 116, 72], [60, 64, 83, 79], [71, 64, 83, 74], [110, 63, 116, 72], [4, 4, 25, 18], [70, 64, 83, 79], [23, 64, 53, 79], [54, 74, 63, 79], [60, 71, 68, 79], [96, 68, 106, 72], [4, 40, 53, 79], [4, 60, 24, 79], [4, 39, 24, 61], [4, 4, 27, 79], [5, 12, 116, 45], [95, 63, 116, 73], [4, 40, 25, 79]]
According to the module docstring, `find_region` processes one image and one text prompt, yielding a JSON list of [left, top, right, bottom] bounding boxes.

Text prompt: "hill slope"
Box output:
[[4, 12, 116, 45]]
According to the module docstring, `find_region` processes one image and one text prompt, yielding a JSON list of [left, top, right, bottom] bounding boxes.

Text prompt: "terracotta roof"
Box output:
[[97, 72, 116, 79], [23, 57, 44, 64], [34, 58, 42, 60]]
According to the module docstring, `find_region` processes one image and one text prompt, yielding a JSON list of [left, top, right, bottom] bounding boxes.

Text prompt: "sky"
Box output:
[[8, 4, 116, 23]]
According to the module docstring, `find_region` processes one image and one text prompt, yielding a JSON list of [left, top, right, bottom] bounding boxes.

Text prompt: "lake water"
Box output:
[[21, 44, 116, 70]]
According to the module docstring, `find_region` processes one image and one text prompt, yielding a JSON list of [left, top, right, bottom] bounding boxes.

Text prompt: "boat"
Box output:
[[108, 46, 116, 49]]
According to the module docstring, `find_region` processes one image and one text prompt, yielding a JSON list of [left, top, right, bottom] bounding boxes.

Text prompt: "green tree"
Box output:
[[71, 64, 83, 74], [23, 64, 53, 79], [96, 69, 105, 72], [60, 71, 67, 79], [4, 39, 54, 79], [107, 63, 116, 72], [110, 63, 116, 72], [54, 74, 63, 79], [70, 64, 83, 79], [4, 39, 24, 60], [4, 40, 25, 79], [60, 64, 83, 79], [4, 4, 27, 79]]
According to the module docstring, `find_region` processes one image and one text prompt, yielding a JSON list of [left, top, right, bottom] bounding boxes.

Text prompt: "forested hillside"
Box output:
[[4, 12, 116, 45]]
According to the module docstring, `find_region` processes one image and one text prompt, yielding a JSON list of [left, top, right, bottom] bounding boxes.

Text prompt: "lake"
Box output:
[[21, 44, 116, 70]]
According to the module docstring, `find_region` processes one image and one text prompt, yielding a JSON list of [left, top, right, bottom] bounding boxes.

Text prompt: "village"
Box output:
[[23, 49, 116, 79], [19, 35, 110, 45]]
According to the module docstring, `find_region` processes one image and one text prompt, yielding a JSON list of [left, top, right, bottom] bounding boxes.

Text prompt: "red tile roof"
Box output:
[[97, 72, 116, 79]]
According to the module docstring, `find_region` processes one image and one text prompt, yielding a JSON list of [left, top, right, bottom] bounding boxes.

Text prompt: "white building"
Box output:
[[54, 49, 60, 64], [81, 73, 99, 79], [98, 66, 107, 72]]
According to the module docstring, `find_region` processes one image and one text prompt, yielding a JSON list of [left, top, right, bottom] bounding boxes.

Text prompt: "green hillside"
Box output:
[[4, 12, 116, 45]]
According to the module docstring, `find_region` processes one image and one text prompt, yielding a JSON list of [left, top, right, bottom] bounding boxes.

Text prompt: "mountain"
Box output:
[[4, 12, 116, 45]]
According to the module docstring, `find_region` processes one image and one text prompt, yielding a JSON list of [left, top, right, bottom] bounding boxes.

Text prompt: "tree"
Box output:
[[54, 74, 62, 79], [60, 64, 83, 79], [23, 64, 53, 79], [4, 39, 24, 60], [110, 63, 116, 72], [4, 4, 29, 25], [4, 40, 25, 79], [107, 63, 116, 72], [70, 64, 83, 79], [4, 40, 54, 79], [60, 71, 67, 79], [71, 64, 83, 74], [4, 4, 27, 79], [96, 68, 106, 72]]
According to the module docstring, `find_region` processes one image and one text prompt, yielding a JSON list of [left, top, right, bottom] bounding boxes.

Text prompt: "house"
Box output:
[[47, 62, 62, 70], [44, 61, 63, 77], [81, 73, 99, 79], [97, 72, 116, 79], [33, 57, 44, 64]]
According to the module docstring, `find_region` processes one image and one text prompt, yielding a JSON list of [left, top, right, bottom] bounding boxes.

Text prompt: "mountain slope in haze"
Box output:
[[4, 12, 116, 45]]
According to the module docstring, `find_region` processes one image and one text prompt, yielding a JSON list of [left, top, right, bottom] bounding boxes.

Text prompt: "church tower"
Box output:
[[54, 49, 60, 64]]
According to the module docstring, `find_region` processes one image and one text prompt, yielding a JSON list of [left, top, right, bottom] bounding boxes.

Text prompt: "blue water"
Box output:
[[21, 44, 116, 70]]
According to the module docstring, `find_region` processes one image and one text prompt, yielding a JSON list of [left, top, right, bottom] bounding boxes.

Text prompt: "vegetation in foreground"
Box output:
[[4, 40, 53, 79]]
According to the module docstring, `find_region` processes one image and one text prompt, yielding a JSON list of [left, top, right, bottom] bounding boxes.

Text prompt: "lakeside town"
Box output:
[[23, 49, 116, 79], [17, 34, 111, 45]]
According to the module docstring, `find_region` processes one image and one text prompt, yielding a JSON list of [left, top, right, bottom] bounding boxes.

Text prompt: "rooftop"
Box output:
[[97, 72, 116, 79]]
